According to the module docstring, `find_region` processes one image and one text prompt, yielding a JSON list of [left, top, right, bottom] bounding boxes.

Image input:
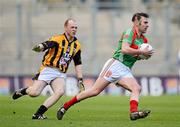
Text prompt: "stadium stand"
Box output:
[[0, 0, 180, 76]]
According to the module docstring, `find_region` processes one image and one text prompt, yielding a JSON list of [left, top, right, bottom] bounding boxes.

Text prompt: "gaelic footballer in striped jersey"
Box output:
[[12, 18, 85, 120]]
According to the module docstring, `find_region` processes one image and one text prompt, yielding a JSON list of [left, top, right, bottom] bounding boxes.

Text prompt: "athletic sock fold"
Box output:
[[35, 105, 48, 115], [130, 100, 138, 113], [21, 88, 28, 95]]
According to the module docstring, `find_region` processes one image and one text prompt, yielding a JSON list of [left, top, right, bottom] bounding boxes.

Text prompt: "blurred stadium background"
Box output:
[[0, 0, 180, 96]]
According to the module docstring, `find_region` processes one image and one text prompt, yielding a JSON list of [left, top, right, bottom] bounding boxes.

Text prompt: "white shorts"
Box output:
[[38, 67, 67, 84], [99, 58, 134, 83]]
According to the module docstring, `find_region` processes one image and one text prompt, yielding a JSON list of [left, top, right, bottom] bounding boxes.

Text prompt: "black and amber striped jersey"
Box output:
[[39, 33, 82, 73]]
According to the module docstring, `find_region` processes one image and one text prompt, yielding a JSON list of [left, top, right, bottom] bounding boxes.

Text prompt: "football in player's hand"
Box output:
[[139, 43, 153, 59]]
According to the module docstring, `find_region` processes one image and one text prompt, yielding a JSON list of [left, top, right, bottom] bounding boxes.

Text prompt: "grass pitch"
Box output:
[[0, 95, 180, 127]]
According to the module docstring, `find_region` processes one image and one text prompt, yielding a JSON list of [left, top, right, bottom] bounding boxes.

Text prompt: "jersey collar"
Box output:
[[63, 33, 77, 44], [133, 26, 144, 39]]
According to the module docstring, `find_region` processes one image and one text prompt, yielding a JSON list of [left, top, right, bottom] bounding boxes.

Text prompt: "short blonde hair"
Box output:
[[64, 18, 76, 27]]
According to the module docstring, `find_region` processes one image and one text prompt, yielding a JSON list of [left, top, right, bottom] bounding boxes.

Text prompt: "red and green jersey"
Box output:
[[113, 27, 148, 69]]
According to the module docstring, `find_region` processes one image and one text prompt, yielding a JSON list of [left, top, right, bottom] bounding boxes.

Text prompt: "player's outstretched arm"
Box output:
[[32, 41, 57, 52]]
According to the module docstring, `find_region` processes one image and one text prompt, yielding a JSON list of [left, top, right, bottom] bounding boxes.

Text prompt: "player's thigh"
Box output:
[[117, 77, 140, 91], [91, 76, 110, 92], [77, 77, 110, 100], [28, 80, 47, 94], [51, 78, 65, 94]]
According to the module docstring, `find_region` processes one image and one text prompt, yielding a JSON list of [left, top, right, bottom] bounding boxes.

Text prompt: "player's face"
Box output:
[[138, 17, 149, 34], [65, 20, 77, 38]]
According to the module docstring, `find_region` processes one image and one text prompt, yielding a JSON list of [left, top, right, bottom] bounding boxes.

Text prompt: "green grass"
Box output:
[[0, 95, 180, 127]]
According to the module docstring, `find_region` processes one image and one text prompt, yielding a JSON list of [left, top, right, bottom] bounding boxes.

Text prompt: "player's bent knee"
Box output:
[[137, 85, 141, 92], [55, 89, 65, 97], [132, 85, 141, 93]]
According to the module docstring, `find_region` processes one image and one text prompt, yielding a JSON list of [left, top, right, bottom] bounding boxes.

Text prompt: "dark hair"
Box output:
[[132, 13, 149, 22]]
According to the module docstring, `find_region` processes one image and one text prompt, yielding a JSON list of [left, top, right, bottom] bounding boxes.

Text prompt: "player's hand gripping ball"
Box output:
[[139, 43, 153, 59]]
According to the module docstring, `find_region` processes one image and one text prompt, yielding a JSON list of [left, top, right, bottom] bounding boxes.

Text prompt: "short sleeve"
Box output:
[[122, 29, 133, 45]]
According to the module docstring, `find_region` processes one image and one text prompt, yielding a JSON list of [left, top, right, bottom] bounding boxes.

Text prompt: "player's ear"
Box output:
[[64, 26, 68, 32], [134, 20, 139, 26]]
